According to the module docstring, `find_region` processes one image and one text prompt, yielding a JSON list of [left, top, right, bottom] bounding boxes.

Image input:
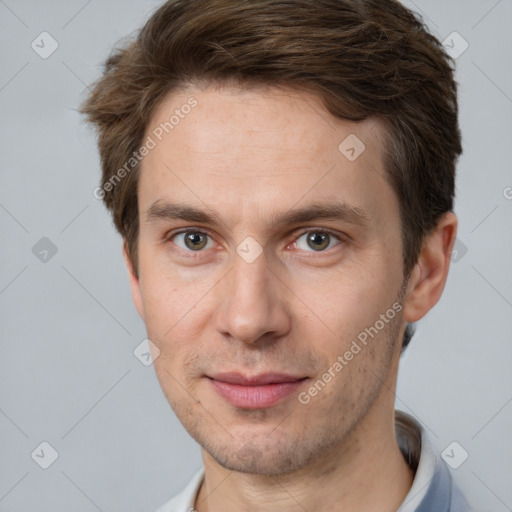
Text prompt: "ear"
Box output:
[[402, 212, 458, 323], [123, 241, 145, 321]]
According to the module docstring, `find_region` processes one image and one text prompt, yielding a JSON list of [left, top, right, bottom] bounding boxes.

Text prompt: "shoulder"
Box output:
[[154, 468, 205, 512], [395, 410, 474, 512]]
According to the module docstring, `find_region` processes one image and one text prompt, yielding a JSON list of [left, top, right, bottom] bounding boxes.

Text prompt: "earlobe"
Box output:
[[122, 242, 145, 321], [402, 212, 458, 323]]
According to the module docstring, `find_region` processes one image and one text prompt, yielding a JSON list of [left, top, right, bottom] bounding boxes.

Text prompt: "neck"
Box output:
[[194, 405, 414, 512]]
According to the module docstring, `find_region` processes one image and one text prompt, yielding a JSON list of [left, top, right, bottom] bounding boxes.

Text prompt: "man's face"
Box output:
[[129, 85, 408, 475]]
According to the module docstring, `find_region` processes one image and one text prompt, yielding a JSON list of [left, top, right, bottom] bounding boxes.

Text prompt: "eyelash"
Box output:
[[163, 228, 345, 259]]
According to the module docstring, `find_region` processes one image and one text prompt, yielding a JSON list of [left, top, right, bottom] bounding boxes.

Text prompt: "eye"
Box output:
[[165, 228, 344, 257], [170, 230, 215, 252], [294, 230, 342, 252]]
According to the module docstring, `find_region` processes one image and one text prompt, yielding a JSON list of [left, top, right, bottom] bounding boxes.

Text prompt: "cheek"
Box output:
[[139, 280, 176, 335], [290, 265, 390, 343], [138, 269, 209, 367], [137, 245, 190, 329]]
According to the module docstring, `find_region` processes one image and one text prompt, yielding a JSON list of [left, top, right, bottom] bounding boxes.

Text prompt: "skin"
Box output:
[[123, 84, 458, 512]]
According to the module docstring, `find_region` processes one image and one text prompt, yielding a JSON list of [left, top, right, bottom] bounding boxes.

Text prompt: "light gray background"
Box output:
[[0, 0, 511, 510]]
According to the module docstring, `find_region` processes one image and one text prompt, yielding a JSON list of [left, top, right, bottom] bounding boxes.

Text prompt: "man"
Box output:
[[80, 0, 473, 510]]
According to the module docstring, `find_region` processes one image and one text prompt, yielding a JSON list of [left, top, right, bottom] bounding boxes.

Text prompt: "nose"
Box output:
[[213, 248, 291, 345]]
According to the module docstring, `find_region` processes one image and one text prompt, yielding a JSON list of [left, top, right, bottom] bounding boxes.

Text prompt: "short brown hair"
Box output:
[[80, 0, 462, 350]]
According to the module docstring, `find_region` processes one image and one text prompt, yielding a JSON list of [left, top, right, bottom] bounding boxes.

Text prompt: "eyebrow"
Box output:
[[145, 200, 373, 229]]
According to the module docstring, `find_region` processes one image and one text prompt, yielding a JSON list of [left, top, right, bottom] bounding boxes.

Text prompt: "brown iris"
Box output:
[[184, 232, 208, 250], [306, 232, 330, 251]]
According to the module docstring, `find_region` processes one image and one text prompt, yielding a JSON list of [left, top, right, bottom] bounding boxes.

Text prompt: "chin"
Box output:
[[202, 433, 324, 476]]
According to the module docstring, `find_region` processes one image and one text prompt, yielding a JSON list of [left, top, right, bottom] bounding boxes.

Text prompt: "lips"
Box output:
[[209, 372, 306, 386], [207, 372, 308, 409]]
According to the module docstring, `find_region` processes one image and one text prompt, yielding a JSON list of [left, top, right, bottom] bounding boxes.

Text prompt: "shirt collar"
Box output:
[[396, 410, 453, 512]]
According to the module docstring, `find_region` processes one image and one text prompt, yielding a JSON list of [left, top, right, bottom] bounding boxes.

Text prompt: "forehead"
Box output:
[[138, 85, 398, 233], [145, 84, 386, 165]]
